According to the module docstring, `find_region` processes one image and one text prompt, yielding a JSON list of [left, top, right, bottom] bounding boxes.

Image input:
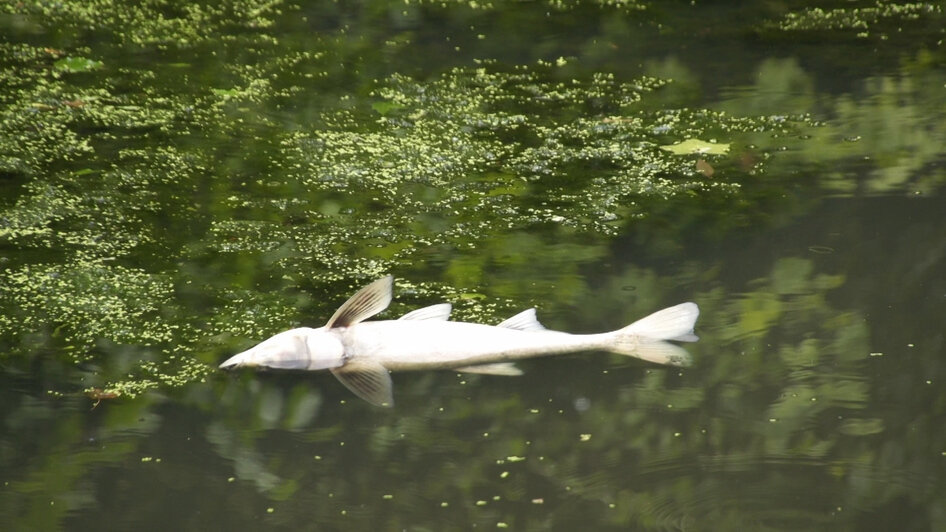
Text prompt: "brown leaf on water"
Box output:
[[738, 151, 758, 172], [696, 158, 714, 177], [86, 388, 120, 409]]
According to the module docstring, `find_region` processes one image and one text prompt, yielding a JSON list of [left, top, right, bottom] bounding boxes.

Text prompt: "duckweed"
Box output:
[[0, 258, 176, 358], [0, 2, 824, 399], [1, 0, 284, 47], [405, 0, 646, 11], [771, 2, 943, 34]]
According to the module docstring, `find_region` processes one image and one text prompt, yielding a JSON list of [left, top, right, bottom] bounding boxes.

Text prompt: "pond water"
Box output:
[[2, 1, 945, 530]]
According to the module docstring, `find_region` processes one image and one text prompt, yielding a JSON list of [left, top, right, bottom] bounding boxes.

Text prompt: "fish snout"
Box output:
[[218, 349, 257, 369]]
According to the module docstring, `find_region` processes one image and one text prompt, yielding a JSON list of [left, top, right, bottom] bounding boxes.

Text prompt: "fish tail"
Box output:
[[607, 302, 699, 367]]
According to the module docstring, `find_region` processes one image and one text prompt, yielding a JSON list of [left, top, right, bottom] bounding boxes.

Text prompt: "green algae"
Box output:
[[404, 0, 646, 11], [0, 260, 176, 351], [0, 0, 923, 403], [1, 0, 284, 48], [769, 2, 943, 36], [274, 64, 806, 243], [0, 36, 818, 399]]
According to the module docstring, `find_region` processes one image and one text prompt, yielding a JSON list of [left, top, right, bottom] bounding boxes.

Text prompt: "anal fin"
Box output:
[[625, 340, 693, 367], [331, 359, 394, 407], [453, 363, 523, 376]]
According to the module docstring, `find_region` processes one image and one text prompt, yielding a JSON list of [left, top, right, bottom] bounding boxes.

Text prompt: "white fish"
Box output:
[[219, 276, 699, 407]]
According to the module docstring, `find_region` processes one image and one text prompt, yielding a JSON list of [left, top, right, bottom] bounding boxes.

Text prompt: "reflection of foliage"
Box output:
[[0, 396, 159, 530], [716, 54, 946, 195], [181, 253, 890, 529]]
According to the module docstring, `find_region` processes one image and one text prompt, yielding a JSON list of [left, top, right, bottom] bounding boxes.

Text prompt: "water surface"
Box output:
[[1, 1, 945, 529]]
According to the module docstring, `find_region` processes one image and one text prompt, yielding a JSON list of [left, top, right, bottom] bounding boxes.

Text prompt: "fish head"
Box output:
[[219, 327, 345, 371]]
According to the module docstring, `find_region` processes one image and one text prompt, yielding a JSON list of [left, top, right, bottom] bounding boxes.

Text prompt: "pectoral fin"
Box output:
[[325, 276, 393, 328], [332, 360, 394, 407], [331, 360, 394, 407], [454, 363, 523, 376]]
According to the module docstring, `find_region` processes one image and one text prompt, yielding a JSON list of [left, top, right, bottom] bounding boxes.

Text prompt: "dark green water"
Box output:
[[2, 1, 945, 530]]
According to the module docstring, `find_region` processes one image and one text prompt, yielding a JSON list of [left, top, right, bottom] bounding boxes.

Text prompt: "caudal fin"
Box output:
[[608, 302, 700, 367]]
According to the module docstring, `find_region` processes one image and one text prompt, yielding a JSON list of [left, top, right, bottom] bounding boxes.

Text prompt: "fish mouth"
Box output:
[[219, 351, 254, 369]]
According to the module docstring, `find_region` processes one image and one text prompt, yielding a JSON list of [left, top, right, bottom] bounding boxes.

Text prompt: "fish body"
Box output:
[[220, 276, 699, 407], [346, 320, 596, 370]]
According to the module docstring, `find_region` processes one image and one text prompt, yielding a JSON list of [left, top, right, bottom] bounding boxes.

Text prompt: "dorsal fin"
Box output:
[[398, 303, 452, 321], [325, 276, 393, 328], [497, 309, 546, 331], [331, 359, 394, 407]]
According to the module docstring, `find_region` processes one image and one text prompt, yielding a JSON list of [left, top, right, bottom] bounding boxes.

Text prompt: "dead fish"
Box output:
[[219, 276, 699, 407]]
